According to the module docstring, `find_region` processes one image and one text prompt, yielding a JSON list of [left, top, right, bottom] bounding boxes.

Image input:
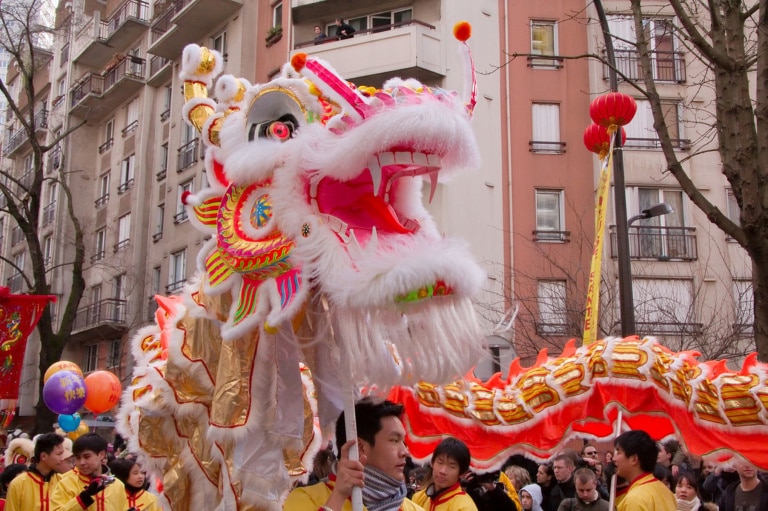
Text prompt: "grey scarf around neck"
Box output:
[[361, 465, 407, 511]]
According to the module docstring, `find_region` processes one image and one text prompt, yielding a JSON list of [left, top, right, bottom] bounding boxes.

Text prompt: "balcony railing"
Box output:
[[624, 137, 691, 151], [98, 138, 114, 153], [122, 120, 138, 137], [149, 54, 170, 77], [610, 225, 697, 261], [3, 109, 48, 155], [105, 0, 150, 37], [117, 178, 134, 194], [166, 279, 186, 294], [173, 210, 188, 224], [152, 231, 163, 242], [527, 55, 564, 69], [636, 321, 702, 336], [177, 138, 199, 171], [150, 2, 177, 43], [42, 202, 56, 226], [156, 169, 167, 181], [536, 322, 570, 336], [529, 141, 566, 154], [533, 230, 570, 242], [95, 194, 109, 208], [295, 19, 436, 49], [91, 250, 105, 263], [70, 57, 146, 109], [72, 298, 128, 331], [114, 239, 130, 252], [603, 49, 686, 83]]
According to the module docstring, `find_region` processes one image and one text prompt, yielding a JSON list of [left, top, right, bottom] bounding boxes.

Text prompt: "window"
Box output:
[[175, 180, 193, 223], [535, 189, 566, 241], [607, 16, 684, 82], [100, 119, 114, 153], [0, 218, 4, 251], [157, 142, 168, 180], [531, 103, 563, 153], [624, 99, 686, 149], [272, 1, 282, 28], [633, 278, 697, 335], [178, 124, 198, 171], [530, 20, 560, 68], [212, 30, 227, 59], [116, 213, 131, 251], [161, 86, 172, 121], [42, 183, 57, 226], [96, 173, 109, 208], [123, 98, 139, 137], [84, 344, 98, 373], [93, 228, 106, 262], [152, 266, 161, 294], [168, 249, 187, 293], [733, 279, 754, 334], [341, 9, 413, 34], [628, 188, 694, 260], [153, 204, 164, 241], [43, 235, 53, 267], [8, 252, 24, 292], [118, 154, 135, 193], [537, 280, 568, 335], [108, 340, 121, 368], [726, 189, 740, 226], [114, 274, 127, 321], [128, 47, 143, 76]]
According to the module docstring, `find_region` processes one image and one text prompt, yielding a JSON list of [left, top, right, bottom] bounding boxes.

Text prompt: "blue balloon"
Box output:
[[43, 370, 87, 415], [58, 413, 81, 432]]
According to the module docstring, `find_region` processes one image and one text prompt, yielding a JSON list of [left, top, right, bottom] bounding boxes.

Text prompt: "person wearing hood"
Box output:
[[521, 483, 543, 511]]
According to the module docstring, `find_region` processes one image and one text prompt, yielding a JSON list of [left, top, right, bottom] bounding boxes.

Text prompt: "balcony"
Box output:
[[603, 49, 686, 83], [173, 210, 188, 224], [73, 1, 151, 68], [636, 321, 702, 336], [71, 298, 128, 341], [529, 141, 566, 154], [624, 137, 691, 151], [2, 109, 48, 157], [609, 225, 697, 261], [533, 230, 570, 243], [149, 0, 243, 60], [166, 279, 186, 294], [147, 55, 172, 87], [70, 57, 146, 120], [95, 193, 109, 208], [296, 20, 444, 85], [91, 250, 106, 263]]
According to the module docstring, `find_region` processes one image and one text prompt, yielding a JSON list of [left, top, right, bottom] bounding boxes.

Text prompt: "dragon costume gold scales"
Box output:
[[117, 24, 488, 510]]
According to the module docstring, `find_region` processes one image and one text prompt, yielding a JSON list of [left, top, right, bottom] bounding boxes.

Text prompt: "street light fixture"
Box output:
[[628, 203, 674, 227]]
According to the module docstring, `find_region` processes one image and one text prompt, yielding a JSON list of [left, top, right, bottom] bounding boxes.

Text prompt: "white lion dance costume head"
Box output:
[[117, 22, 486, 510]]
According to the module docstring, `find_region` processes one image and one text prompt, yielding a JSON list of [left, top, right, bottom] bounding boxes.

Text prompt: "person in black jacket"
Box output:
[[718, 460, 768, 511], [466, 471, 520, 511], [334, 18, 356, 39], [551, 454, 577, 511]]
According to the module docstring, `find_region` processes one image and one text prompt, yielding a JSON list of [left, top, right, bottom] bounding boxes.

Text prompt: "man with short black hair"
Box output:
[[556, 468, 608, 511], [412, 437, 477, 510], [283, 398, 423, 510], [5, 432, 65, 511], [613, 430, 675, 511], [50, 433, 128, 511], [718, 460, 768, 511], [550, 454, 576, 511]]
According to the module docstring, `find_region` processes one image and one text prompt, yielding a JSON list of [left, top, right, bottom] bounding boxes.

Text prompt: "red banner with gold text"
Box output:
[[0, 287, 56, 417]]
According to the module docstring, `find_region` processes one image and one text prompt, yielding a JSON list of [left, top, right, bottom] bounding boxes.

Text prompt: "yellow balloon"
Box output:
[[44, 361, 84, 384], [67, 421, 89, 440]]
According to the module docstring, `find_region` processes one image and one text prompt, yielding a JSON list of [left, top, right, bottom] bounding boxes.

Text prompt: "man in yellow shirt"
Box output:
[[50, 433, 128, 511], [284, 398, 423, 511], [5, 432, 65, 511], [412, 438, 477, 511], [613, 430, 676, 511]]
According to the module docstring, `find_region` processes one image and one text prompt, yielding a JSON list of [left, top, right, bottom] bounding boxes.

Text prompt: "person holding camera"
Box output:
[[50, 433, 128, 511]]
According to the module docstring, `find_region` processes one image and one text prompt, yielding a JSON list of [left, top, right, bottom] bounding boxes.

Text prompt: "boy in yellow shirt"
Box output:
[[412, 438, 477, 511]]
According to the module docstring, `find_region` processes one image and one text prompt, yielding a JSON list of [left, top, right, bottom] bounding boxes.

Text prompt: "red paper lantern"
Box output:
[[583, 123, 627, 156], [589, 92, 637, 128]]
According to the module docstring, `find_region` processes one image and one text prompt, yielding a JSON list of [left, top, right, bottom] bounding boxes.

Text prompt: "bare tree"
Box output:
[[0, 0, 87, 432]]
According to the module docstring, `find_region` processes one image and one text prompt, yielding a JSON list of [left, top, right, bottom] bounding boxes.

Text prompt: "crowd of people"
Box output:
[[285, 399, 768, 511], [0, 431, 159, 510], [2, 402, 767, 510]]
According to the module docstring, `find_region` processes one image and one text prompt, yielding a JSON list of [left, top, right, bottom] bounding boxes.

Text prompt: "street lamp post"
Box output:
[[628, 203, 674, 227], [592, 0, 636, 336]]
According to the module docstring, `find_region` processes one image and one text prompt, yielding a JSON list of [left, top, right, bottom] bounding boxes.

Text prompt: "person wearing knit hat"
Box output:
[[522, 484, 544, 511]]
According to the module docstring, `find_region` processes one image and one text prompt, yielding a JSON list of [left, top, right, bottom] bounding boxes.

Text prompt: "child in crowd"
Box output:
[[412, 437, 478, 510], [109, 456, 160, 511], [521, 483, 544, 511]]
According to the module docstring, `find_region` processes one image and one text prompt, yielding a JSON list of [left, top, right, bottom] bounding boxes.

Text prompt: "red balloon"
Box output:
[[83, 371, 122, 414], [583, 123, 627, 156], [589, 92, 637, 128]]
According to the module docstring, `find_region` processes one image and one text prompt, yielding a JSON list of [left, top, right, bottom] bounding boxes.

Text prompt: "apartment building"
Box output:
[[1, 0, 753, 426]]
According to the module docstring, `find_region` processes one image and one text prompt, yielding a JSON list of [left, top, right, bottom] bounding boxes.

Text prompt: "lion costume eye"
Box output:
[[248, 114, 297, 142]]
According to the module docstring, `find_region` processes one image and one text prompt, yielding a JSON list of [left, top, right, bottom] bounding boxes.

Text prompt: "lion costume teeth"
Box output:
[[118, 27, 487, 510]]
